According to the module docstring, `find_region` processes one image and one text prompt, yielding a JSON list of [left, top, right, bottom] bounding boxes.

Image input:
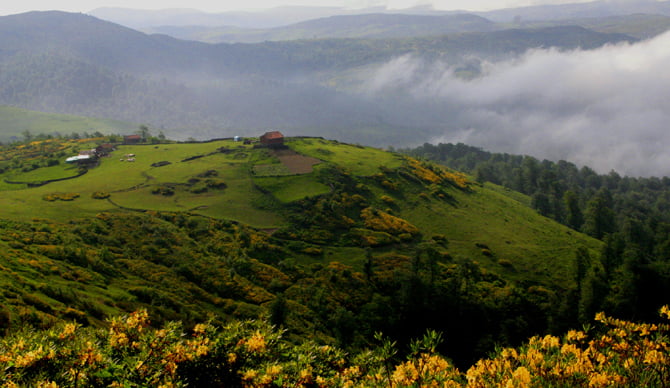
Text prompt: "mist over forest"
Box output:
[[378, 31, 670, 176]]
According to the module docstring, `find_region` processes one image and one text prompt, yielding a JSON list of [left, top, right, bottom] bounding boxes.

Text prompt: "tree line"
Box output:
[[404, 142, 670, 324]]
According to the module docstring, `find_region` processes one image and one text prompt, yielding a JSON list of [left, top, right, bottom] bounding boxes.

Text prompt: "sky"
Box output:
[[0, 0, 597, 16]]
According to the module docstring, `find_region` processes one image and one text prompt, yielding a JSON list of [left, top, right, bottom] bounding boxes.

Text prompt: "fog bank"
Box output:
[[365, 31, 670, 176]]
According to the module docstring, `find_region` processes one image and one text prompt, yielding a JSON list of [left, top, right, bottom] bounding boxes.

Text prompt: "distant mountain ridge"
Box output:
[[479, 0, 670, 22], [89, 5, 390, 29], [147, 13, 499, 43], [0, 11, 637, 143], [89, 1, 670, 31]]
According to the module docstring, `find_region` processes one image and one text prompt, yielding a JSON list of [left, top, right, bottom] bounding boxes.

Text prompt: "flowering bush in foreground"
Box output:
[[1, 307, 669, 387]]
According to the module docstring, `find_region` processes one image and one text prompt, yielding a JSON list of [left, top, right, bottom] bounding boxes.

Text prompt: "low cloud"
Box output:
[[363, 31, 670, 176]]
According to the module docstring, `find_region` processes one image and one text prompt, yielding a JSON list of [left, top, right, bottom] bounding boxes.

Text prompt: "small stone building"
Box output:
[[123, 135, 142, 144], [260, 131, 284, 146]]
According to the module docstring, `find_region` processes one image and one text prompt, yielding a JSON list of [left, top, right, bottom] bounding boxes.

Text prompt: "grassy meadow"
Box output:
[[0, 137, 402, 225], [287, 137, 404, 176], [0, 105, 137, 142], [0, 134, 624, 378], [0, 135, 603, 288]]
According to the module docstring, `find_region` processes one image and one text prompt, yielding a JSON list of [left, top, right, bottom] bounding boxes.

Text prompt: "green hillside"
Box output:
[[0, 135, 604, 366], [0, 137, 600, 281], [0, 105, 137, 142]]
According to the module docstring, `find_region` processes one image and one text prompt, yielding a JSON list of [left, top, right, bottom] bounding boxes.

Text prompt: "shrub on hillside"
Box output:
[[302, 247, 323, 256], [1, 308, 669, 387], [349, 228, 397, 247], [42, 193, 80, 201], [91, 191, 110, 199], [151, 186, 175, 196], [205, 178, 227, 189], [380, 195, 395, 205], [360, 207, 419, 236]]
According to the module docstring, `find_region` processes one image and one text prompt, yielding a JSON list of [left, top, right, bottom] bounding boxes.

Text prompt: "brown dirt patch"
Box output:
[[273, 149, 321, 174]]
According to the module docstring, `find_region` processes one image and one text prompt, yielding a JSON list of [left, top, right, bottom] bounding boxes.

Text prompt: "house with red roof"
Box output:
[[123, 134, 142, 144], [260, 131, 284, 146]]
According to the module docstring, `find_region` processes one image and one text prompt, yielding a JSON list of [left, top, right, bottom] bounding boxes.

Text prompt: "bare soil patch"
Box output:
[[273, 149, 321, 174]]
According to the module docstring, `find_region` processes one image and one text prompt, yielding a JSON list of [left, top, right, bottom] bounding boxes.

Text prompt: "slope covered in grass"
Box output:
[[0, 136, 600, 282], [0, 105, 136, 142], [0, 135, 608, 366]]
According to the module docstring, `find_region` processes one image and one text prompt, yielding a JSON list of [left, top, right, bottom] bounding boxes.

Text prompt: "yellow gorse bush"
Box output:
[[406, 157, 469, 189], [360, 207, 419, 236], [1, 307, 669, 387]]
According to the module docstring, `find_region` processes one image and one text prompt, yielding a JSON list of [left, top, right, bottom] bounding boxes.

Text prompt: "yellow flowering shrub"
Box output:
[[405, 157, 470, 189], [360, 207, 419, 236], [2, 307, 670, 387]]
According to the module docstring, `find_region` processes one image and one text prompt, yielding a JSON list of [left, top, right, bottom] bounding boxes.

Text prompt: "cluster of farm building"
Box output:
[[65, 131, 285, 165]]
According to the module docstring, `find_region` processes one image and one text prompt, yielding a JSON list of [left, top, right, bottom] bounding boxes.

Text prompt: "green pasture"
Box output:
[[5, 164, 81, 183], [253, 172, 330, 203], [0, 136, 603, 279], [0, 186, 113, 222], [253, 164, 292, 176], [398, 182, 602, 288], [0, 140, 287, 227], [0, 181, 25, 191], [287, 138, 404, 176], [0, 105, 136, 141]]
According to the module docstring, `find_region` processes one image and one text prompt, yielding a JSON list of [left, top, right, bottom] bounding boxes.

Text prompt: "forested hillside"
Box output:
[[406, 142, 670, 322], [1, 3, 670, 385]]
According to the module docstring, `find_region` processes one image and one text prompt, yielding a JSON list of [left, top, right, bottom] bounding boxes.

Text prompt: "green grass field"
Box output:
[[5, 164, 81, 183], [287, 138, 404, 176], [395, 181, 601, 288], [0, 136, 602, 289], [0, 134, 613, 339], [253, 173, 330, 203], [0, 140, 317, 227], [0, 105, 137, 141]]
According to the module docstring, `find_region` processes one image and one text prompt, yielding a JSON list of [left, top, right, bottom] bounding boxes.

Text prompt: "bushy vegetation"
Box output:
[[2, 307, 669, 387], [405, 142, 670, 325], [0, 134, 652, 375], [91, 191, 110, 199], [42, 193, 80, 201]]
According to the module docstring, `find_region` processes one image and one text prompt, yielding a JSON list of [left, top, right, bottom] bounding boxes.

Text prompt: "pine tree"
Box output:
[[564, 190, 584, 230], [583, 189, 616, 239]]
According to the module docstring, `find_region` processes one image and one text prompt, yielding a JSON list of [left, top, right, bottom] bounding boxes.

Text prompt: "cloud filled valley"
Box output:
[[1, 10, 668, 176], [362, 31, 670, 176]]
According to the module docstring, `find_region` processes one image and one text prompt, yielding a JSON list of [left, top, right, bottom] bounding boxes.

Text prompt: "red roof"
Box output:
[[262, 131, 283, 140], [124, 135, 141, 140]]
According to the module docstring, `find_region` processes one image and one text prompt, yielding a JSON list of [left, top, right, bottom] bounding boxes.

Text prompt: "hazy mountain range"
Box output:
[[1, 1, 670, 175], [89, 1, 670, 30]]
